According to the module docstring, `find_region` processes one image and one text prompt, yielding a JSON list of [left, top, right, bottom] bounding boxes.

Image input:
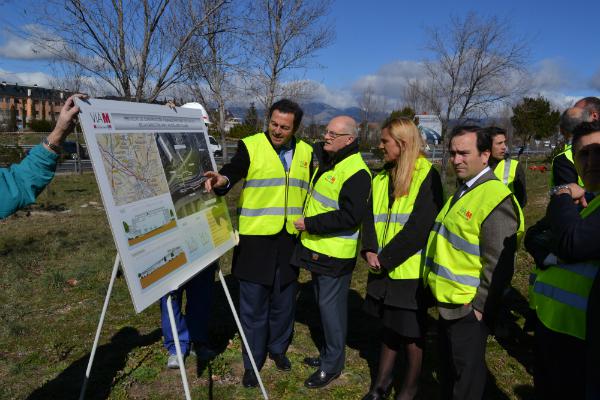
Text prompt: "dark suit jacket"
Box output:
[[552, 152, 580, 186], [438, 169, 520, 324]]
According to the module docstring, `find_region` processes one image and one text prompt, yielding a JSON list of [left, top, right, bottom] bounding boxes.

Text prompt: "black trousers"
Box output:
[[534, 321, 586, 400], [438, 311, 489, 400], [239, 268, 298, 370]]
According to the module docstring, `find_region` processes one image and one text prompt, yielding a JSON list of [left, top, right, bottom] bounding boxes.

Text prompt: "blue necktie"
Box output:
[[279, 148, 288, 171]]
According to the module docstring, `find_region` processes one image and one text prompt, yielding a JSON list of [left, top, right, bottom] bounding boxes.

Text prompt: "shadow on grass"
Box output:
[[295, 278, 521, 399], [27, 327, 161, 400], [493, 286, 535, 375]]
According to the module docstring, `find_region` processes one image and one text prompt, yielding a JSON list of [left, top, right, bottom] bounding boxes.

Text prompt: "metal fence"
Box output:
[[1, 133, 554, 174]]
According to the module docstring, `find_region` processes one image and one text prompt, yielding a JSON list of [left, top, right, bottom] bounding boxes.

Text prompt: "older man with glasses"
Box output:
[[291, 115, 372, 389]]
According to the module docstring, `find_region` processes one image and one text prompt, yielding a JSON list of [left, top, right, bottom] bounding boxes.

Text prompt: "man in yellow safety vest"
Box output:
[[532, 120, 600, 399], [204, 99, 313, 388], [425, 126, 523, 400], [291, 116, 372, 389]]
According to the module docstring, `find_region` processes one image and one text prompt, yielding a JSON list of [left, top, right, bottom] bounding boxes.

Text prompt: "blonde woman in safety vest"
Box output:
[[360, 118, 443, 400]]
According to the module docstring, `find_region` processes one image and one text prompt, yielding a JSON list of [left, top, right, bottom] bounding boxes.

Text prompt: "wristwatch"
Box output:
[[43, 137, 62, 154], [549, 184, 571, 197]]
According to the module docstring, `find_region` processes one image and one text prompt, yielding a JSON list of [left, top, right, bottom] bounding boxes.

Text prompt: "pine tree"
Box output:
[[511, 97, 560, 145]]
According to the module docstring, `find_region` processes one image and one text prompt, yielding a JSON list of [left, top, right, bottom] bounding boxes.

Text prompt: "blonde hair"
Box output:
[[382, 117, 425, 198]]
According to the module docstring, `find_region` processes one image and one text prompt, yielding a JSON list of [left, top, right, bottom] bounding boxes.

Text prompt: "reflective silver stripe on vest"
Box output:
[[311, 189, 339, 210], [287, 206, 304, 215], [288, 177, 309, 191], [243, 177, 285, 188], [373, 213, 410, 224], [555, 262, 599, 279], [432, 222, 480, 257], [238, 206, 304, 216], [426, 257, 480, 287], [533, 281, 588, 311], [503, 159, 511, 185]]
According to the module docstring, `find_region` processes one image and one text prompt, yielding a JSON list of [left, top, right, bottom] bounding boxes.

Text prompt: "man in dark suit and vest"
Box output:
[[204, 99, 313, 388], [531, 121, 600, 399], [552, 106, 591, 187], [425, 126, 523, 400], [291, 116, 372, 389], [484, 126, 526, 208]]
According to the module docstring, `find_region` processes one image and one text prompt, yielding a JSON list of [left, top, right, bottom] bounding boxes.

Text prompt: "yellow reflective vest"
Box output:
[[371, 157, 432, 280], [237, 133, 312, 235], [494, 158, 518, 193], [532, 195, 600, 340], [425, 178, 524, 304], [301, 152, 370, 259]]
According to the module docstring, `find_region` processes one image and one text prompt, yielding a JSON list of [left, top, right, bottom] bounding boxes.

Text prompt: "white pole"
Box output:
[[166, 295, 192, 400], [218, 269, 269, 400], [79, 254, 121, 400]]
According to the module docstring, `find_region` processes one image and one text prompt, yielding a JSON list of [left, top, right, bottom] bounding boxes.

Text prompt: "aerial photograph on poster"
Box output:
[[97, 133, 170, 206], [138, 246, 188, 289], [122, 204, 177, 247], [155, 132, 214, 219]]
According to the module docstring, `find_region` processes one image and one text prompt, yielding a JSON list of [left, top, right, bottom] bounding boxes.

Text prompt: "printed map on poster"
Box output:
[[76, 99, 236, 313]]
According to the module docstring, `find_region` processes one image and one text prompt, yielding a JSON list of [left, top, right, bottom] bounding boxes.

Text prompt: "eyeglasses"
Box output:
[[324, 130, 351, 139]]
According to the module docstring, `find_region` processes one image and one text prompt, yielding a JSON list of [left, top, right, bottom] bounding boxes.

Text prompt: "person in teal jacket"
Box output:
[[0, 94, 84, 219]]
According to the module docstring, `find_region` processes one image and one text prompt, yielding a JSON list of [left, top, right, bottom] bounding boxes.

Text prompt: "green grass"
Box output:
[[0, 164, 551, 399]]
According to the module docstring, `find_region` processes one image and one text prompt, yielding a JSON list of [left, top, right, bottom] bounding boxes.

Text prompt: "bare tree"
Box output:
[[422, 12, 528, 180], [27, 0, 226, 102], [244, 0, 334, 121], [184, 0, 245, 161], [357, 84, 388, 146]]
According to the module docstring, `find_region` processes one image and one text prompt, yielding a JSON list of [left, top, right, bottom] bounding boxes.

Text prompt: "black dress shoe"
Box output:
[[361, 388, 386, 400], [242, 369, 258, 388], [303, 356, 321, 367], [270, 353, 291, 371], [304, 369, 341, 389]]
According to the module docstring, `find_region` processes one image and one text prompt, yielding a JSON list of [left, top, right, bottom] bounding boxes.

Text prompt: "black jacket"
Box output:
[[291, 140, 372, 277], [361, 164, 444, 310], [215, 133, 308, 286], [551, 152, 580, 186]]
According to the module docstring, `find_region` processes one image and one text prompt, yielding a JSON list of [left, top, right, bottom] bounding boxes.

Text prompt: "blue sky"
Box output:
[[1, 0, 600, 110]]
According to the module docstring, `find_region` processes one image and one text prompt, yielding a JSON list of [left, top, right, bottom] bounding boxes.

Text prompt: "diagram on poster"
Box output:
[[76, 98, 236, 312]]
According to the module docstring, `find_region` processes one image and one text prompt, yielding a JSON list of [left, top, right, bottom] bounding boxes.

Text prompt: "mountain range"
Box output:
[[229, 102, 388, 125]]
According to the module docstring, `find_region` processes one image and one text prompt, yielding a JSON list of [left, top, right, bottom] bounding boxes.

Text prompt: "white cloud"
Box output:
[[305, 82, 356, 108], [524, 58, 575, 93], [0, 68, 53, 86], [351, 60, 427, 100], [0, 24, 64, 60]]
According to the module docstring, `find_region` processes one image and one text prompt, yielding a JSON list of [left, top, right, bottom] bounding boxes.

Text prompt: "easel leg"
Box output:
[[218, 269, 269, 400], [79, 254, 121, 400], [166, 294, 192, 400]]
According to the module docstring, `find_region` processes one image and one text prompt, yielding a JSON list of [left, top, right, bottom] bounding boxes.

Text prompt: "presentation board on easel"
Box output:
[[76, 98, 236, 312]]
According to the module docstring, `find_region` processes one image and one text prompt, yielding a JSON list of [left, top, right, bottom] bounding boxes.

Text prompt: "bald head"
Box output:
[[330, 116, 358, 137], [323, 115, 358, 154], [574, 97, 600, 121], [560, 107, 590, 140]]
